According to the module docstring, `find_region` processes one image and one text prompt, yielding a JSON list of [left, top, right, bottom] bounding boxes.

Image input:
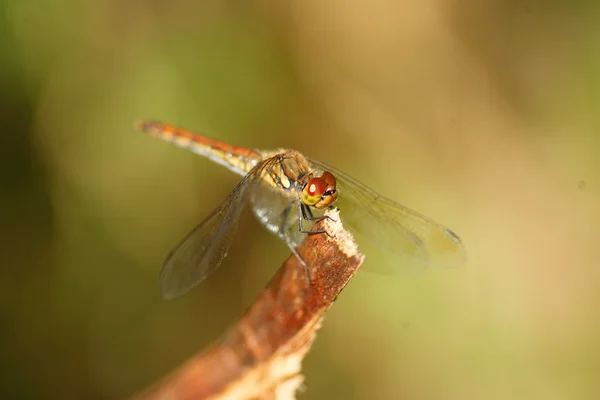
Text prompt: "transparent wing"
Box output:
[[308, 158, 466, 275], [159, 158, 277, 299], [249, 183, 307, 248]]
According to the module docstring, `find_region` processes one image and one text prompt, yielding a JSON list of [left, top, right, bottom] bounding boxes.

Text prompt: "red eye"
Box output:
[[322, 171, 336, 187], [307, 177, 327, 197]]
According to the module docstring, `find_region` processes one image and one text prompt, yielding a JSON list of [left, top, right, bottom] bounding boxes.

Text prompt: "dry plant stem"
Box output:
[[132, 209, 364, 400]]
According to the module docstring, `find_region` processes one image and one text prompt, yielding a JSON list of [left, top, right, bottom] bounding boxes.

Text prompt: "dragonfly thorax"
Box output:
[[258, 150, 338, 210]]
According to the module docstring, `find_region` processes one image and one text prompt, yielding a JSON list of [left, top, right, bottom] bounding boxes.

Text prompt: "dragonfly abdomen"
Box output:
[[137, 120, 261, 176]]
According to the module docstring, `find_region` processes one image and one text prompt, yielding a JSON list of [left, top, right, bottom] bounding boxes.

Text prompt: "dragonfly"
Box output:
[[136, 120, 466, 299]]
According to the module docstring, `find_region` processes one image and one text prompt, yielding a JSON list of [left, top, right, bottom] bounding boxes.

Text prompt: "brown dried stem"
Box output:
[[131, 209, 364, 400]]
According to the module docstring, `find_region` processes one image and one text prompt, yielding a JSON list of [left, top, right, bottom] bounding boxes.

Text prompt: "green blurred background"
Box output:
[[2, 0, 600, 399]]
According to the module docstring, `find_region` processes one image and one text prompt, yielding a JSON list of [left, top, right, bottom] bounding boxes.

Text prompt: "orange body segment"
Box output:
[[137, 120, 262, 176]]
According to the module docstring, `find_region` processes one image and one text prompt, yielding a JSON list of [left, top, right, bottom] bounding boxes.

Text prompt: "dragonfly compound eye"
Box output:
[[321, 171, 336, 188], [302, 177, 328, 206]]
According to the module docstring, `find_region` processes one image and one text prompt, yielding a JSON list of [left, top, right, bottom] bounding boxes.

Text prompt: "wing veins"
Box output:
[[159, 157, 278, 298], [307, 158, 466, 271]]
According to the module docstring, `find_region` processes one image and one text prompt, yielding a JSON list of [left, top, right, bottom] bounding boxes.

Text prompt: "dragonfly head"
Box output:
[[301, 171, 338, 209]]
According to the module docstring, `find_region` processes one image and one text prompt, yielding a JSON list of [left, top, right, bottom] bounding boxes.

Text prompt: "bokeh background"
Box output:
[[2, 0, 600, 399]]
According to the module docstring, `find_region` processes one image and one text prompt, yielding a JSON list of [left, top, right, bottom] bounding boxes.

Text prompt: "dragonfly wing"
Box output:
[[308, 158, 466, 275], [160, 158, 276, 299], [249, 183, 306, 248]]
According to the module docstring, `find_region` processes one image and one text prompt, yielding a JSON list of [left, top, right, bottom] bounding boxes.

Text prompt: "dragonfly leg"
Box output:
[[298, 203, 335, 238], [289, 243, 314, 285], [280, 200, 314, 285]]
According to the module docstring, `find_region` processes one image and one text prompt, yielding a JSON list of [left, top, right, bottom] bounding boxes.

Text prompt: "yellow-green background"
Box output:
[[2, 1, 599, 399]]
